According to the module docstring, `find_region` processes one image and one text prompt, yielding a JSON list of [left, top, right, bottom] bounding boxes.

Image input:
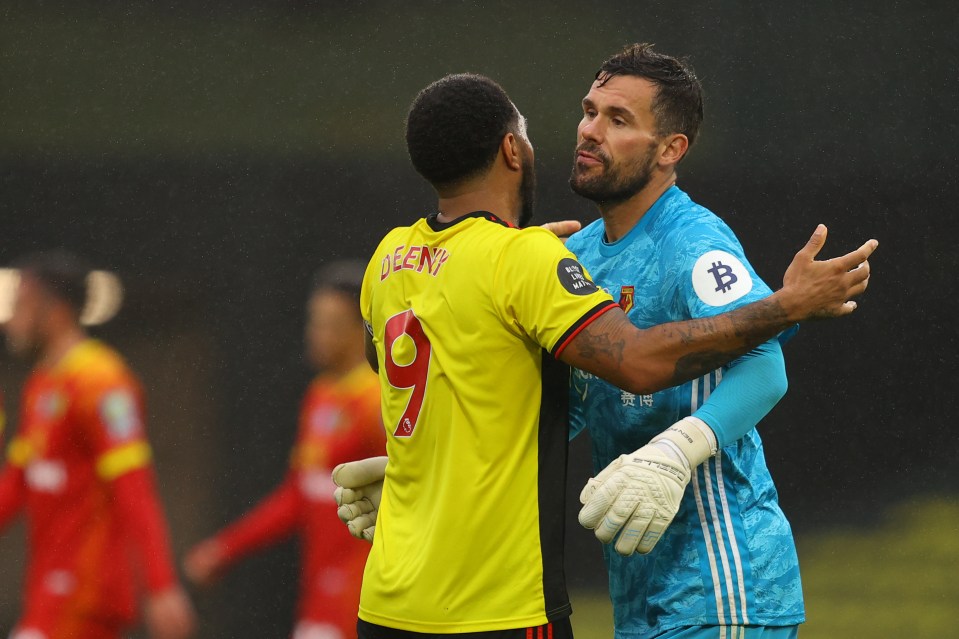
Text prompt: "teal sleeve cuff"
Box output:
[[692, 338, 787, 448]]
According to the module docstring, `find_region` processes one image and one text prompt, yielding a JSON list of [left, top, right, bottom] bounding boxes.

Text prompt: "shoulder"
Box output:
[[63, 341, 138, 392], [370, 223, 420, 253], [653, 192, 747, 263], [656, 191, 730, 239], [498, 225, 570, 259]]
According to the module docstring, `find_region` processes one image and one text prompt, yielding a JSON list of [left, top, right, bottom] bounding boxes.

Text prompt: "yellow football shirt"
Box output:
[[359, 212, 617, 633]]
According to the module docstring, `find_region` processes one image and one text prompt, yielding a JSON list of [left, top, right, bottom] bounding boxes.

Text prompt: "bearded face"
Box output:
[[569, 139, 658, 206]]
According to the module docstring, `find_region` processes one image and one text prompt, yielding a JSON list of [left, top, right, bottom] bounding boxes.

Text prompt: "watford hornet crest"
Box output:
[[618, 285, 635, 313]]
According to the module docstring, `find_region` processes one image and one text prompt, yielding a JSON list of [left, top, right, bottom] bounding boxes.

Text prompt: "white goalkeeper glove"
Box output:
[[578, 416, 718, 556], [331, 456, 388, 543]]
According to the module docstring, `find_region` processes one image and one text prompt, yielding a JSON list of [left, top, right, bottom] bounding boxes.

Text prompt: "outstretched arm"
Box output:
[[184, 475, 301, 586], [561, 226, 876, 394], [112, 468, 196, 639]]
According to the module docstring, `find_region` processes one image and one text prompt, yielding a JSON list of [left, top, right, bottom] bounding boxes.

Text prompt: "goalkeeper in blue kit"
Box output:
[[569, 44, 809, 639]]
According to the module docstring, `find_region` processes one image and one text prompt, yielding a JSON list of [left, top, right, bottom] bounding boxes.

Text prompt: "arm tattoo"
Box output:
[[574, 326, 626, 364], [672, 350, 741, 386], [670, 297, 791, 384]]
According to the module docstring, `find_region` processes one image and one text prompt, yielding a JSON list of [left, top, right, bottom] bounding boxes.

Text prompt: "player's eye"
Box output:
[[612, 117, 626, 127]]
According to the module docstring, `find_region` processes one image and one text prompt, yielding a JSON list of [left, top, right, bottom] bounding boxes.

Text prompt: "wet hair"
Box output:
[[312, 259, 366, 305], [596, 43, 704, 149], [15, 250, 91, 315], [406, 73, 520, 188]]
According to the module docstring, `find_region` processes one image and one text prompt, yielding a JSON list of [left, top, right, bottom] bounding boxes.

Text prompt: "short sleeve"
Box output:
[[82, 380, 153, 481], [492, 228, 617, 357], [669, 218, 773, 320]]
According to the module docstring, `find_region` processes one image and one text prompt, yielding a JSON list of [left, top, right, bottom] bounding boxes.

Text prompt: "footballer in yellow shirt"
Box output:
[[360, 212, 616, 633]]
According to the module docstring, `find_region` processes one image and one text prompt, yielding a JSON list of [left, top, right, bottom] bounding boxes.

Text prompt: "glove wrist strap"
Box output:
[[650, 416, 718, 471]]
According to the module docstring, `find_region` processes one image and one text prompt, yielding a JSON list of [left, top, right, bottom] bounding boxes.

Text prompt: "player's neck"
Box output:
[[38, 326, 86, 370], [435, 179, 520, 226], [598, 172, 676, 243]]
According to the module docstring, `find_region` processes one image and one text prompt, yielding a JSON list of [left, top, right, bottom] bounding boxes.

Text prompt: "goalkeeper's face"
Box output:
[[569, 75, 663, 206], [305, 289, 365, 373]]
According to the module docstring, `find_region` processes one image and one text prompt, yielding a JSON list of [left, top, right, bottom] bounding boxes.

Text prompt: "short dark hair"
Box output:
[[312, 259, 366, 305], [15, 250, 91, 314], [597, 43, 704, 149], [406, 73, 519, 188]]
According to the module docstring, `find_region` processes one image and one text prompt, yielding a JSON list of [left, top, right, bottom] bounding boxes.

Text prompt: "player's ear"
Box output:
[[500, 133, 523, 171], [659, 133, 689, 168]]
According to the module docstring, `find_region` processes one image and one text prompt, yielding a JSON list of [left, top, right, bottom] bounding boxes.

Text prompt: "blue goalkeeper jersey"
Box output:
[[566, 186, 804, 637]]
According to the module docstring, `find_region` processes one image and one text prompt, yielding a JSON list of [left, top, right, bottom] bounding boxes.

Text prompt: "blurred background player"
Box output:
[[184, 260, 384, 639], [0, 251, 195, 639]]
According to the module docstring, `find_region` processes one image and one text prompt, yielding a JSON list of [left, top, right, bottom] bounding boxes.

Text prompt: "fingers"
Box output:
[[795, 224, 828, 261], [612, 506, 653, 556], [578, 491, 610, 530], [334, 485, 366, 507], [541, 220, 582, 237], [634, 515, 672, 555], [337, 498, 374, 522], [816, 258, 872, 318], [579, 477, 601, 505], [579, 456, 623, 505], [834, 238, 879, 271], [347, 512, 377, 540], [593, 497, 633, 545], [182, 541, 223, 586], [846, 260, 871, 292], [331, 456, 388, 488]]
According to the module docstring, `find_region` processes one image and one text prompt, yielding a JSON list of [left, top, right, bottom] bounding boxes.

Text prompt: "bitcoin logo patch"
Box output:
[[692, 250, 752, 306]]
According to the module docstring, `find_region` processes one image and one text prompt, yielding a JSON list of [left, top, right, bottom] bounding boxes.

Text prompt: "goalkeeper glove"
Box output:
[[331, 456, 388, 543], [578, 416, 717, 556]]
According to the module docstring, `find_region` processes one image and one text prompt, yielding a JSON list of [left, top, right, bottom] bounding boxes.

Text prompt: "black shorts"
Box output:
[[357, 617, 574, 639]]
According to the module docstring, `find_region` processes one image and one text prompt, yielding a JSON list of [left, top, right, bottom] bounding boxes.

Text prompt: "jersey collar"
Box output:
[[426, 211, 515, 232], [598, 185, 681, 257]]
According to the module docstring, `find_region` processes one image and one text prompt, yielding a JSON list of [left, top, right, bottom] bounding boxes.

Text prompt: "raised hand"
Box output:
[[779, 225, 877, 320]]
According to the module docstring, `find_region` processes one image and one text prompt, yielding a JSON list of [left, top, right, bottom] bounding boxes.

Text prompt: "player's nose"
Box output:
[[579, 118, 604, 144]]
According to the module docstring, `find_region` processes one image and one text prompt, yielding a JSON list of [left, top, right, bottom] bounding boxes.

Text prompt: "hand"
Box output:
[[579, 418, 716, 556], [579, 445, 688, 556], [144, 585, 196, 639], [183, 539, 226, 588], [779, 225, 878, 320], [541, 220, 582, 244], [332, 456, 388, 542]]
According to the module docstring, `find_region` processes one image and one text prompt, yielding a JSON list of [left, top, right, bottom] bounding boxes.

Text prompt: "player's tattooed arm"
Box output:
[[561, 226, 877, 394], [569, 319, 626, 363]]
